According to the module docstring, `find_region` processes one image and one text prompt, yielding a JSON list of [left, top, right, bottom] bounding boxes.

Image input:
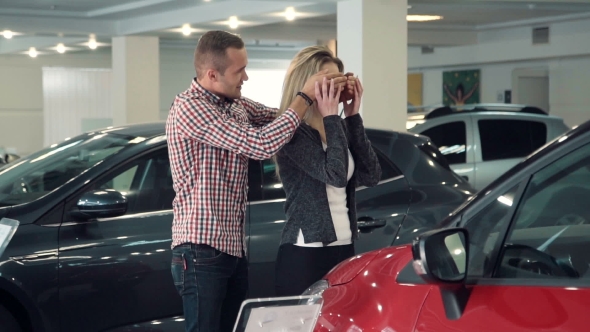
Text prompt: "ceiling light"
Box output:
[[181, 24, 192, 36], [28, 47, 38, 58], [285, 7, 296, 21], [406, 15, 443, 22], [228, 16, 239, 29], [56, 43, 65, 54], [88, 34, 97, 50], [3, 30, 13, 39]]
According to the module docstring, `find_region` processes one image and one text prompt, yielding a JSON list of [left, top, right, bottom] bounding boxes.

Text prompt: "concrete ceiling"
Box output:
[[1, 0, 590, 56]]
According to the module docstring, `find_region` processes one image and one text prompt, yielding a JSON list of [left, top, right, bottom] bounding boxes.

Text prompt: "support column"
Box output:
[[337, 0, 408, 132], [112, 36, 160, 126]]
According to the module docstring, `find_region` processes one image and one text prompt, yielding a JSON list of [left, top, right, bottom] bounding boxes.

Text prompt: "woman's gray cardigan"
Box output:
[[275, 113, 382, 246]]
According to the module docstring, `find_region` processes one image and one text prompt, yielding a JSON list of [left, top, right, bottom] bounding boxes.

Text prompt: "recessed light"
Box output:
[[285, 7, 296, 21], [228, 16, 239, 29], [3, 30, 13, 39], [88, 33, 97, 49], [181, 24, 192, 36], [406, 15, 443, 22], [28, 47, 38, 58], [56, 43, 66, 54]]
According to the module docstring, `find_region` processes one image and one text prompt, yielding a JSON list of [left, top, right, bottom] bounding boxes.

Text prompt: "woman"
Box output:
[[274, 46, 382, 296]]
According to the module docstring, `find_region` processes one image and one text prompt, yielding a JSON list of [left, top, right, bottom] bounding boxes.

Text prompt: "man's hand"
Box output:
[[301, 69, 346, 102], [343, 77, 363, 117], [339, 72, 356, 104]]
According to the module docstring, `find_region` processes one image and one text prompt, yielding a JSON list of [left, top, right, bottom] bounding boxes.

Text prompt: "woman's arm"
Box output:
[[345, 114, 381, 187]]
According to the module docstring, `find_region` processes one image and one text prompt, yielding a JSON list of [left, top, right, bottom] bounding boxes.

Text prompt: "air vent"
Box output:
[[421, 46, 434, 54], [532, 27, 549, 44]]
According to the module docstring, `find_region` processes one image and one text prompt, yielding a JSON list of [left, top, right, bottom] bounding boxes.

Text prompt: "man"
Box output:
[[166, 30, 348, 332]]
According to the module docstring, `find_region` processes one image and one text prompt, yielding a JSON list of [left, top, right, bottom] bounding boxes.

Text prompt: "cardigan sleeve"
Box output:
[[345, 114, 382, 187], [277, 115, 349, 188]]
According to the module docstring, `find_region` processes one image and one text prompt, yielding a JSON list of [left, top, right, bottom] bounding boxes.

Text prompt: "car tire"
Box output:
[[0, 303, 23, 332]]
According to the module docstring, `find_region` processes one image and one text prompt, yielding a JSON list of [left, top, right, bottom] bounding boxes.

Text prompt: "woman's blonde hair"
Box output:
[[277, 45, 344, 123], [273, 46, 344, 178]]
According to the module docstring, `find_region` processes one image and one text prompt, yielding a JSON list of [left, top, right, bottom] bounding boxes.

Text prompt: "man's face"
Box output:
[[215, 47, 249, 100]]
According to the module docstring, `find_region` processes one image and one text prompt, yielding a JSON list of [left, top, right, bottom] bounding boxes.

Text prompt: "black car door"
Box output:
[[246, 146, 411, 298], [57, 147, 181, 331], [353, 149, 410, 254]]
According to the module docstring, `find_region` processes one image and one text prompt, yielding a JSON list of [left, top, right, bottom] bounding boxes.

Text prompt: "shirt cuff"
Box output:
[[284, 108, 302, 126]]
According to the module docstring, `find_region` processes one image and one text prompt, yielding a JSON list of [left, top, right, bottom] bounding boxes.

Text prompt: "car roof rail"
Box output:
[[424, 104, 548, 120]]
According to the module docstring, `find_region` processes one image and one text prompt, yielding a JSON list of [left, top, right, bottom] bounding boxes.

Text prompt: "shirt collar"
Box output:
[[190, 78, 234, 107]]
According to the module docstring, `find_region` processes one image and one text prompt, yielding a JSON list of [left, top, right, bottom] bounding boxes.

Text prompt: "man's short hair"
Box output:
[[194, 31, 245, 79]]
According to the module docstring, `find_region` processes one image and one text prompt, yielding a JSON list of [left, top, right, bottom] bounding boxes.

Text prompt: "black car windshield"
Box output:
[[0, 133, 138, 207]]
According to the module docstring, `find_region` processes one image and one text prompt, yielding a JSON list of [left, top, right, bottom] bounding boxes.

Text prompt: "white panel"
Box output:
[[42, 67, 112, 146], [241, 70, 287, 109], [0, 111, 43, 156]]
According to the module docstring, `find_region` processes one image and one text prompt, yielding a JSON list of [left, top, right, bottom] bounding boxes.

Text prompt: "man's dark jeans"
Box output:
[[171, 243, 248, 332]]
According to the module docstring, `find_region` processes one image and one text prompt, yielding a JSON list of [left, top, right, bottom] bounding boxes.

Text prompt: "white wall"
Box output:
[[413, 58, 590, 127], [159, 48, 290, 119], [0, 47, 293, 156], [0, 51, 111, 156], [43, 67, 112, 146], [409, 17, 590, 128]]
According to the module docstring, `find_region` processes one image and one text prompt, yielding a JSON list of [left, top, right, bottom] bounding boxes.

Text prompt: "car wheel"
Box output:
[[0, 304, 23, 332]]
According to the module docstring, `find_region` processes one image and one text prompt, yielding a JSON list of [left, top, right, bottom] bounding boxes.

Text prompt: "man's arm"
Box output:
[[239, 97, 278, 127], [174, 97, 301, 160]]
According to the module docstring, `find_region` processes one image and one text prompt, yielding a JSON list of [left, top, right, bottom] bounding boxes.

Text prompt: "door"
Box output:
[[247, 147, 410, 298], [517, 76, 549, 113], [415, 142, 590, 332], [58, 148, 181, 331], [474, 118, 547, 190], [416, 119, 476, 186]]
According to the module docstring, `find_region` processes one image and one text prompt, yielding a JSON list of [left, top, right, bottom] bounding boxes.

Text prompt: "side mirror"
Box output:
[[71, 189, 128, 220], [412, 228, 468, 283], [412, 228, 470, 320]]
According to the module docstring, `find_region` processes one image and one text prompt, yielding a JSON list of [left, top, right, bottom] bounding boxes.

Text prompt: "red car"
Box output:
[[308, 120, 590, 332]]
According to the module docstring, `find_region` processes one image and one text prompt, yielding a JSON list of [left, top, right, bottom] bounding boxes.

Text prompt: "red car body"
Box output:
[[315, 244, 588, 332]]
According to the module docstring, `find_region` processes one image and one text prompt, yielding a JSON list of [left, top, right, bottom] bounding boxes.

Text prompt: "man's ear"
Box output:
[[206, 69, 218, 82]]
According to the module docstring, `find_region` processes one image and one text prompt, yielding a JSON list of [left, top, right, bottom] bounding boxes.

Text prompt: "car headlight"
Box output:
[[302, 280, 330, 296]]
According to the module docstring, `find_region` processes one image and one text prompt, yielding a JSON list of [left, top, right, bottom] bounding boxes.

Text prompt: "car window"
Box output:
[[495, 143, 590, 280], [464, 184, 521, 278], [0, 133, 136, 207], [261, 159, 285, 200], [420, 121, 467, 165], [391, 139, 464, 185], [374, 148, 402, 180], [248, 159, 263, 202], [94, 149, 174, 214], [479, 119, 547, 161]]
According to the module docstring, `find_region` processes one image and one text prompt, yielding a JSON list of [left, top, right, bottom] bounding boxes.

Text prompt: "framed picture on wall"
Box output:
[[442, 69, 480, 106], [407, 73, 423, 108]]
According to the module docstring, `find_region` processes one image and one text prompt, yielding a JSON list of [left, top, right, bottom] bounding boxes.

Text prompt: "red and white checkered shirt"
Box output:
[[166, 79, 300, 257]]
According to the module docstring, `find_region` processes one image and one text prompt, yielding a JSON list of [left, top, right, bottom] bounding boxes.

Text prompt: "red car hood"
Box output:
[[318, 245, 433, 332], [325, 244, 415, 286]]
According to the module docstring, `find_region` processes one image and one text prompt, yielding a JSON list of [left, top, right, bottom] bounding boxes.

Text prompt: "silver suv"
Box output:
[[408, 104, 570, 191]]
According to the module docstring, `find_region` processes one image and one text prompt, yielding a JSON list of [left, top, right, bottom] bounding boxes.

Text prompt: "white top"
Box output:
[[295, 143, 355, 247]]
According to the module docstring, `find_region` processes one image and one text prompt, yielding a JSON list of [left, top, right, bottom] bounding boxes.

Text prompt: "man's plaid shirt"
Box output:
[[166, 79, 300, 257]]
